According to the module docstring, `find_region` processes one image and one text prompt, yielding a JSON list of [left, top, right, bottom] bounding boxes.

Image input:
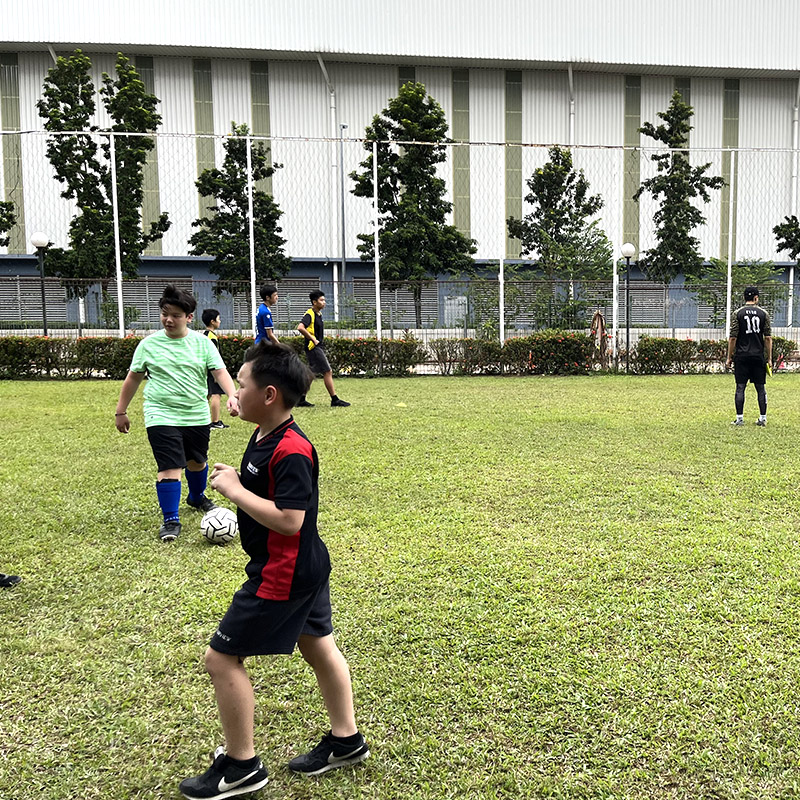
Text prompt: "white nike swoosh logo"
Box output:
[[328, 747, 363, 763], [218, 769, 259, 792]]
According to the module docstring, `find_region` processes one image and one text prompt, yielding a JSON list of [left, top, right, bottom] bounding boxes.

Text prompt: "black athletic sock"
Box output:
[[331, 731, 362, 746], [224, 755, 260, 769]]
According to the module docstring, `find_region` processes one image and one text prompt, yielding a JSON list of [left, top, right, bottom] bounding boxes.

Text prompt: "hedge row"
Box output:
[[633, 335, 797, 374], [0, 332, 794, 379]]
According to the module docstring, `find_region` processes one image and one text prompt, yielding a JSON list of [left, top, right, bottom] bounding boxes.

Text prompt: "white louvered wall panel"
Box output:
[[10, 0, 800, 75], [269, 61, 333, 260], [469, 68, 505, 260], [737, 79, 795, 261], [155, 58, 197, 257]]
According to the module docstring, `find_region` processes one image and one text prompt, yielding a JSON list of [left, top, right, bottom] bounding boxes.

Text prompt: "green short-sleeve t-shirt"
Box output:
[[129, 329, 225, 427]]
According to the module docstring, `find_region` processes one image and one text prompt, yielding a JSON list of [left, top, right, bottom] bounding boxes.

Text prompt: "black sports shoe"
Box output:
[[288, 731, 369, 776], [330, 397, 351, 407], [179, 753, 268, 800], [296, 398, 315, 407], [186, 495, 218, 513], [0, 573, 21, 588], [159, 520, 181, 542], [757, 419, 767, 427], [210, 421, 230, 429]]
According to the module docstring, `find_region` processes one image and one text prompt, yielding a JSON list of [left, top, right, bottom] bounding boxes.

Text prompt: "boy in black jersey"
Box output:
[[179, 341, 368, 800], [726, 286, 773, 426], [296, 290, 350, 408]]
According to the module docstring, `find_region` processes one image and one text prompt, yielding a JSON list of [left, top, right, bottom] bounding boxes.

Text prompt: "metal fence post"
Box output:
[[372, 140, 382, 339], [724, 148, 737, 338], [109, 132, 125, 338], [246, 135, 256, 337]]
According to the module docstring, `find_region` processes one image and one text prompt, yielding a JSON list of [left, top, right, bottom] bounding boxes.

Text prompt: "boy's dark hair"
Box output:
[[202, 308, 220, 326], [309, 289, 325, 303], [159, 284, 197, 314], [744, 286, 759, 301], [243, 341, 313, 408], [260, 284, 278, 301]]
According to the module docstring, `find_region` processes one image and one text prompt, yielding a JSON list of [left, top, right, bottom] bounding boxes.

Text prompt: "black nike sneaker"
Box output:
[[186, 495, 218, 513], [179, 752, 268, 799], [288, 731, 369, 776]]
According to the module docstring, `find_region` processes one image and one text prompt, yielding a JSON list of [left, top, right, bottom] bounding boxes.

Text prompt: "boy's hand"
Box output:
[[115, 412, 130, 433], [210, 463, 241, 498], [226, 396, 240, 417]]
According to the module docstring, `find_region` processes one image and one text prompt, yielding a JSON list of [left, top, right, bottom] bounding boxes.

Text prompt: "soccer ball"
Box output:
[[201, 507, 238, 545]]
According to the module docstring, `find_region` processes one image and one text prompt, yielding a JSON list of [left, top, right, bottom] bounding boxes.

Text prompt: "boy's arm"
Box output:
[[209, 368, 240, 416], [115, 371, 145, 433], [297, 318, 319, 346], [267, 328, 280, 345], [210, 464, 304, 536]]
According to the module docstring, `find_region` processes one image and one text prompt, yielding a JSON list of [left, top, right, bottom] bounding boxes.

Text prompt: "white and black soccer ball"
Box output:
[[201, 507, 239, 545]]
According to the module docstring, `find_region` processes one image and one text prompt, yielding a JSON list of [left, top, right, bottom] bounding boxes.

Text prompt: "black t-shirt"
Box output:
[[730, 305, 771, 359], [238, 418, 331, 600], [301, 308, 324, 351]]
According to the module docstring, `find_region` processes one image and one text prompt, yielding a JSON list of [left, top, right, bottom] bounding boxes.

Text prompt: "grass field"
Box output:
[[3, 375, 800, 799]]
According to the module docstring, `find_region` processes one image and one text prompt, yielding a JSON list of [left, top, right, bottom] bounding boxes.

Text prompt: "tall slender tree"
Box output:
[[507, 146, 611, 280], [37, 50, 169, 295], [189, 123, 290, 290], [351, 81, 476, 327], [635, 91, 723, 284]]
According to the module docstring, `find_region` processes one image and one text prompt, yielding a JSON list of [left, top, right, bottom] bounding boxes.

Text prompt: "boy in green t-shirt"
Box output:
[[115, 285, 239, 541]]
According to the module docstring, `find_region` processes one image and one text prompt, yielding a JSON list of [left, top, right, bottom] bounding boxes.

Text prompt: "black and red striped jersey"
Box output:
[[238, 418, 331, 600]]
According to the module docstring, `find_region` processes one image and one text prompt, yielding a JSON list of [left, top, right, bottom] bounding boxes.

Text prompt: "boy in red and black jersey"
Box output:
[[179, 341, 368, 800]]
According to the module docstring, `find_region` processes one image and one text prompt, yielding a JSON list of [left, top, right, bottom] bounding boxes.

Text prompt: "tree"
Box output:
[[0, 201, 16, 248], [36, 50, 169, 296], [685, 258, 784, 326], [350, 81, 476, 327], [507, 146, 611, 280], [774, 215, 800, 261], [189, 123, 290, 289], [635, 91, 724, 284]]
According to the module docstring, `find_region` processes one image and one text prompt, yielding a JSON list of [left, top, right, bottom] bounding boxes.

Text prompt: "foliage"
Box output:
[[501, 331, 594, 375], [36, 50, 170, 296], [0, 200, 16, 248], [634, 335, 795, 374], [773, 215, 800, 261], [685, 259, 785, 326], [507, 146, 612, 280], [350, 82, 477, 326], [189, 123, 291, 290], [428, 338, 504, 375], [635, 91, 724, 283]]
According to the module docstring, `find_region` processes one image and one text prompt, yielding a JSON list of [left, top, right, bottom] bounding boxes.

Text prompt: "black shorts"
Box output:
[[307, 346, 332, 375], [734, 356, 767, 385], [207, 373, 224, 396], [146, 425, 210, 471], [210, 580, 333, 656]]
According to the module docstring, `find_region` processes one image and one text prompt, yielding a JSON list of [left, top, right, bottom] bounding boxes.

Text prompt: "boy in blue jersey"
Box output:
[[254, 284, 280, 344], [115, 285, 239, 541], [178, 341, 368, 800]]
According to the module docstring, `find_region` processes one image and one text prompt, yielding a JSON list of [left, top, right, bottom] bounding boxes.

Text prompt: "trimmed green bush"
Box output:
[[503, 331, 594, 375]]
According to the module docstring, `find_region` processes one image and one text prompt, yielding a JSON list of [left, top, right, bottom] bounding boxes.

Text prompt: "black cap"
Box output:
[[744, 286, 759, 301]]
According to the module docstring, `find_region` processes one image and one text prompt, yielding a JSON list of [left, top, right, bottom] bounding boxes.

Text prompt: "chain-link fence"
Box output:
[[2, 131, 799, 348]]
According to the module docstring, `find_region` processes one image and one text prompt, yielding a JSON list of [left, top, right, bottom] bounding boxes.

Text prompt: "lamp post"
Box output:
[[31, 231, 50, 336], [621, 242, 637, 374]]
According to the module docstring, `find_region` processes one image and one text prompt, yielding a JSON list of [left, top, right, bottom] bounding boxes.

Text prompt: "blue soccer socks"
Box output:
[[156, 478, 181, 523], [185, 464, 209, 504]]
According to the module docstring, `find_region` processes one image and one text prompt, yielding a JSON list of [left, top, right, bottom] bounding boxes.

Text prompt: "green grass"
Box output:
[[3, 375, 800, 799]]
